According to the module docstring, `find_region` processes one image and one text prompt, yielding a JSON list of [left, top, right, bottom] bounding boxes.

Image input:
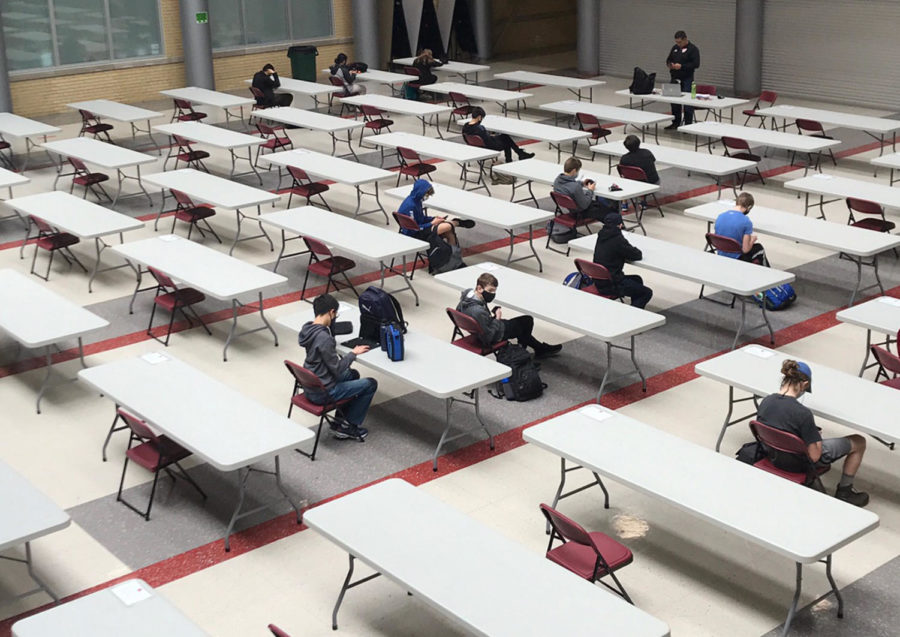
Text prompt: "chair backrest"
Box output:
[[549, 190, 578, 213], [284, 359, 328, 394], [68, 157, 88, 172], [250, 86, 265, 99], [360, 104, 382, 118], [78, 109, 96, 123], [705, 232, 743, 254], [446, 307, 484, 340], [397, 146, 420, 162], [574, 258, 613, 284], [287, 165, 310, 182], [576, 112, 600, 129], [463, 133, 486, 148], [403, 66, 421, 78], [846, 197, 883, 217], [171, 189, 194, 207], [758, 90, 777, 108], [796, 118, 824, 134], [268, 625, 291, 637], [148, 266, 177, 291], [871, 344, 900, 377], [749, 420, 810, 457], [696, 84, 716, 95], [118, 407, 157, 442], [448, 91, 469, 106], [393, 210, 421, 232], [721, 136, 750, 152], [616, 163, 647, 183], [173, 98, 193, 110], [328, 75, 345, 88], [172, 134, 193, 149], [32, 216, 53, 233], [539, 504, 594, 548], [256, 122, 277, 136], [303, 236, 332, 257]]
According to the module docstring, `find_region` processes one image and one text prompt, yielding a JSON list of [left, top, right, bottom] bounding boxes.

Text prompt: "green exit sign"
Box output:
[[195, 12, 208, 24]]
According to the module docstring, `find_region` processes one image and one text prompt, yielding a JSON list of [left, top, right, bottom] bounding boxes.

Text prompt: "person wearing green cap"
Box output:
[[756, 359, 869, 507]]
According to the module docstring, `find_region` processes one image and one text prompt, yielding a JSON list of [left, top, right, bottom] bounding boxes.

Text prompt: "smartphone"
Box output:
[[491, 306, 501, 316]]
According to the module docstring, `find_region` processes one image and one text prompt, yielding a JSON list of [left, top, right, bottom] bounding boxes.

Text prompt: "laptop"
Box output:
[[661, 83, 682, 97]]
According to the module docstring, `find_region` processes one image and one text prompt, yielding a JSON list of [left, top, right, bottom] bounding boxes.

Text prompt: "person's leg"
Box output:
[[495, 133, 534, 160], [502, 315, 561, 357], [329, 377, 378, 428], [618, 275, 653, 309], [670, 103, 683, 127], [738, 243, 768, 266], [681, 77, 694, 125], [823, 436, 868, 506], [435, 221, 458, 246], [276, 93, 293, 107]]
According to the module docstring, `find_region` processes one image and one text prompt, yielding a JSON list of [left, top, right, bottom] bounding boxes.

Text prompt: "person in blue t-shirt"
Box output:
[[713, 191, 767, 264]]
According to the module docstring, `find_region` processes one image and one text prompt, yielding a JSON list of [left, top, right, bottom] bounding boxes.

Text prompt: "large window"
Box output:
[[210, 0, 333, 50], [1, 0, 163, 72]]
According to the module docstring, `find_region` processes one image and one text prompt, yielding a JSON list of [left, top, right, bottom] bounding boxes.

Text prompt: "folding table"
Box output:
[[67, 99, 164, 153], [495, 70, 606, 102], [784, 173, 900, 219], [754, 104, 900, 155], [153, 121, 265, 184], [0, 166, 30, 228], [473, 114, 590, 162], [0, 112, 61, 170], [249, 106, 364, 159], [615, 89, 749, 123], [539, 100, 670, 143], [836, 296, 900, 376], [243, 76, 340, 109], [425, 82, 531, 118], [338, 94, 451, 138], [392, 58, 490, 83], [160, 86, 254, 128]]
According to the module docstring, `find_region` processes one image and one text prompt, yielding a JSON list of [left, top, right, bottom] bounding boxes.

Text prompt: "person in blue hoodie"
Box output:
[[397, 179, 475, 245]]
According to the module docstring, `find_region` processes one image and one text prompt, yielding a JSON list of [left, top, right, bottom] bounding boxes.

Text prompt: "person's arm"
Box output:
[[411, 203, 434, 228], [807, 441, 823, 463], [665, 47, 675, 67], [741, 233, 757, 253], [683, 45, 700, 73], [619, 237, 643, 262], [271, 72, 281, 89], [314, 335, 356, 380]]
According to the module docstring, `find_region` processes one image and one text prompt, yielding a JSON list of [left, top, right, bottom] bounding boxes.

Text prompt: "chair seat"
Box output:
[[752, 458, 807, 484], [292, 182, 329, 197], [581, 283, 619, 300], [880, 377, 900, 390], [451, 334, 508, 356], [37, 232, 79, 250], [400, 163, 436, 178], [546, 532, 633, 581], [729, 151, 762, 162], [176, 150, 210, 162], [290, 392, 355, 416], [553, 213, 592, 229], [126, 435, 191, 471], [154, 287, 206, 310], [261, 137, 291, 149], [85, 123, 114, 133], [177, 113, 207, 122], [175, 206, 215, 223], [365, 119, 393, 130], [742, 109, 758, 116], [308, 256, 355, 276], [852, 218, 896, 232], [0, 141, 10, 150], [452, 106, 474, 117], [589, 128, 611, 140], [73, 172, 109, 186]]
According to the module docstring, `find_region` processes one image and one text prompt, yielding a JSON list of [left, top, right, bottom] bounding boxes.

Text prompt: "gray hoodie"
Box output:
[[552, 172, 594, 212], [297, 321, 356, 391], [456, 288, 504, 345]]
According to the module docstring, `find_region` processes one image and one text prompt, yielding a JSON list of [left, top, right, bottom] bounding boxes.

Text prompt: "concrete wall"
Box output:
[[490, 0, 576, 59]]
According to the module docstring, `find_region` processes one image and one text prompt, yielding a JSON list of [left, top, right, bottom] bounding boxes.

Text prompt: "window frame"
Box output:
[[210, 0, 335, 51]]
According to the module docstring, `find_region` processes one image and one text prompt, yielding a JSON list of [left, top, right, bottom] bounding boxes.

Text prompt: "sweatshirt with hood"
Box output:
[[456, 288, 504, 345], [592, 225, 643, 284], [552, 173, 595, 212], [397, 179, 435, 235], [297, 322, 356, 391]]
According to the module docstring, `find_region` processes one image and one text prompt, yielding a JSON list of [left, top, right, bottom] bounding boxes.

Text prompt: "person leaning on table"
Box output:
[[756, 359, 869, 507], [252, 63, 293, 108]]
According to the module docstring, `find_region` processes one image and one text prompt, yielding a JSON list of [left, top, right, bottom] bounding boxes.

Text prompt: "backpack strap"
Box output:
[[389, 294, 407, 332]]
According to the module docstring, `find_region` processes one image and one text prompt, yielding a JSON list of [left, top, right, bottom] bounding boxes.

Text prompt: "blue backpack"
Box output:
[[380, 322, 405, 361], [563, 272, 594, 290], [755, 284, 797, 311]]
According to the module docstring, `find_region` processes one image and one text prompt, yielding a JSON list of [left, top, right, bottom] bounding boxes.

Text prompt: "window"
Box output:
[[210, 0, 333, 50], [1, 0, 163, 72]]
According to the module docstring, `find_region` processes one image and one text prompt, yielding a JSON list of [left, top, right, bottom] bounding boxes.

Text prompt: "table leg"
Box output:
[[229, 147, 263, 185], [550, 458, 610, 511], [433, 389, 494, 471], [714, 384, 761, 452], [781, 557, 843, 637], [331, 130, 359, 160], [331, 554, 382, 630], [379, 257, 419, 306], [19, 216, 33, 260], [35, 346, 53, 414], [0, 542, 60, 602], [222, 292, 279, 362], [596, 335, 647, 404]]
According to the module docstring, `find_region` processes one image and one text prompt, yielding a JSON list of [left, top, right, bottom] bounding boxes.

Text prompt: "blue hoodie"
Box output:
[[397, 179, 434, 235]]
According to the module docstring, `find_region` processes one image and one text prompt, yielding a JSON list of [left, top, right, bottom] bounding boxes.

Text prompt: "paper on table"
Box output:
[[141, 352, 169, 364], [720, 199, 736, 206], [112, 581, 153, 606], [877, 296, 900, 307], [477, 262, 499, 271], [812, 174, 834, 180], [159, 234, 180, 242], [743, 346, 775, 359], [580, 405, 613, 422]]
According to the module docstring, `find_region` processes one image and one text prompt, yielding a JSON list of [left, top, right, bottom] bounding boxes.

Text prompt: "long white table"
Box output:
[[539, 100, 671, 143], [243, 76, 339, 109], [426, 82, 532, 118], [569, 233, 795, 349], [338, 94, 451, 137], [153, 121, 265, 184], [754, 104, 900, 155], [250, 106, 364, 159], [523, 404, 879, 637], [7, 191, 144, 291], [392, 58, 490, 84], [494, 70, 606, 102], [685, 199, 900, 305], [304, 479, 671, 636], [0, 459, 70, 602], [435, 263, 666, 402], [79, 354, 312, 550], [588, 140, 758, 198], [277, 305, 510, 471], [0, 269, 108, 412], [783, 173, 900, 219], [386, 183, 554, 270], [696, 344, 900, 454], [113, 235, 286, 361], [475, 114, 590, 162], [0, 166, 30, 227], [322, 68, 410, 90], [836, 296, 900, 376], [260, 207, 428, 304], [160, 86, 254, 128], [12, 579, 208, 636], [615, 88, 750, 123], [142, 168, 280, 255], [0, 112, 61, 170], [67, 99, 164, 153], [42, 137, 156, 206], [870, 151, 900, 185]]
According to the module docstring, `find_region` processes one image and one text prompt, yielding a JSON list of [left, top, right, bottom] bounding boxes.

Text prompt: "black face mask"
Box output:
[[481, 291, 496, 303]]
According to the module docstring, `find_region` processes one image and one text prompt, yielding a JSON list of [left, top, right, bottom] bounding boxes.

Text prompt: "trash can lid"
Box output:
[[287, 45, 319, 55]]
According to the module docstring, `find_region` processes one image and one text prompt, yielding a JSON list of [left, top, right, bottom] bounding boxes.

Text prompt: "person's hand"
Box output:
[[673, 63, 682, 70], [433, 216, 447, 224], [586, 182, 596, 191], [494, 309, 502, 319], [352, 345, 370, 355]]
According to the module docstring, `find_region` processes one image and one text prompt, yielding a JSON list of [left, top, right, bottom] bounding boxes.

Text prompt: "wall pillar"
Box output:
[[734, 0, 763, 97], [0, 12, 13, 112], [180, 0, 215, 89], [352, 0, 381, 68], [471, 0, 492, 61], [576, 0, 599, 76]]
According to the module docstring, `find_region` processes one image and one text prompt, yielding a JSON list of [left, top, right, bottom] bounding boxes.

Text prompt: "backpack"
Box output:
[[563, 272, 594, 290], [493, 344, 546, 402], [754, 283, 796, 311], [629, 67, 656, 95], [426, 231, 464, 274], [348, 61, 368, 72], [735, 441, 765, 464], [359, 287, 406, 342], [546, 220, 578, 244], [380, 322, 405, 361]]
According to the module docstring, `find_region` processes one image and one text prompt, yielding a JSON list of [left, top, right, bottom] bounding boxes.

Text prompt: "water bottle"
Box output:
[[690, 81, 697, 99]]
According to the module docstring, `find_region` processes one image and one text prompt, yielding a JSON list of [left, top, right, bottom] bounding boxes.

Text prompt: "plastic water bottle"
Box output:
[[690, 81, 697, 99]]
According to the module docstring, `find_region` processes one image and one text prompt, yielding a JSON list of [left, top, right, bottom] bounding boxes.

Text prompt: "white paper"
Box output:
[[720, 199, 736, 206], [338, 302, 355, 312], [158, 234, 180, 242], [743, 346, 775, 359], [141, 352, 169, 365], [580, 405, 613, 422], [112, 580, 153, 606], [877, 296, 900, 307], [811, 173, 834, 180], [780, 105, 795, 110], [477, 262, 499, 271]]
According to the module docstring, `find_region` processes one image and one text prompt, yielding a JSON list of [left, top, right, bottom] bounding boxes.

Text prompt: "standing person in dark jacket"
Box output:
[[592, 213, 653, 308], [462, 107, 534, 162], [665, 30, 700, 129], [252, 63, 293, 107], [620, 135, 659, 184], [297, 294, 377, 441], [412, 48, 443, 85]]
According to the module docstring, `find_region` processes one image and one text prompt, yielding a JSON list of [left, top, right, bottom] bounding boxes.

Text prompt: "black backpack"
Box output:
[[359, 286, 406, 342], [629, 67, 656, 95], [425, 230, 465, 274], [493, 344, 546, 401]]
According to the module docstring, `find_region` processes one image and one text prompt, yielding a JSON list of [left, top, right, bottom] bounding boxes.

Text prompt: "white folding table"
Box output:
[[338, 94, 451, 138], [870, 152, 900, 184], [754, 104, 900, 155], [142, 168, 280, 255], [0, 112, 61, 170], [259, 207, 428, 304], [0, 166, 30, 227], [425, 82, 532, 118], [836, 296, 900, 376], [303, 479, 671, 636], [524, 404, 879, 637], [113, 235, 286, 361], [494, 70, 606, 102], [0, 269, 108, 412], [615, 89, 750, 123], [79, 354, 312, 550], [385, 183, 554, 270], [243, 76, 339, 109], [160, 86, 254, 128], [475, 114, 590, 162], [0, 459, 70, 602], [67, 99, 164, 153], [12, 579, 208, 636], [249, 106, 364, 159], [42, 137, 156, 206], [153, 121, 265, 184], [434, 263, 666, 402], [783, 173, 900, 219], [569, 233, 795, 349], [539, 100, 671, 143], [685, 199, 900, 305], [7, 191, 144, 291], [277, 305, 510, 471], [392, 58, 490, 84]]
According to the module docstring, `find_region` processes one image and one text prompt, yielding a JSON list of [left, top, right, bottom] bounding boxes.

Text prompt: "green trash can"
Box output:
[[286, 45, 318, 82]]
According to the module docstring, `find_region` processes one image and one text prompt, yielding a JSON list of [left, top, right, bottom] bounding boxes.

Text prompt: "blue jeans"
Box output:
[[308, 369, 378, 427], [671, 77, 694, 125]]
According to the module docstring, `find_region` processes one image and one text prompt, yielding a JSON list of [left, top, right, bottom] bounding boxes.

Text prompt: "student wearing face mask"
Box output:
[[455, 272, 562, 359], [396, 179, 474, 246]]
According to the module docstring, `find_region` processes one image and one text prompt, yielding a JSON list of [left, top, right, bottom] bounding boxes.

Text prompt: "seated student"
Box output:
[[592, 212, 653, 308], [298, 294, 378, 441], [619, 134, 659, 184], [552, 156, 616, 221], [329, 53, 366, 96], [456, 272, 562, 358], [462, 107, 534, 163], [713, 191, 767, 264], [251, 63, 293, 108], [412, 48, 443, 86], [756, 359, 869, 507], [397, 179, 474, 246]]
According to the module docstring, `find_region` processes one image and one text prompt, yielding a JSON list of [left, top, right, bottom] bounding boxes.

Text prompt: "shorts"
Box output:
[[818, 437, 852, 465]]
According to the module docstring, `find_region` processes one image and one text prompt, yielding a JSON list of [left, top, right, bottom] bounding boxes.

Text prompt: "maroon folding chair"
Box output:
[[446, 307, 509, 356], [546, 191, 595, 256], [102, 407, 136, 462], [359, 105, 394, 148], [749, 420, 830, 489], [846, 197, 896, 234], [116, 408, 206, 520], [300, 237, 358, 301], [170, 134, 210, 172], [77, 109, 114, 141], [146, 266, 211, 346], [743, 90, 777, 128], [392, 211, 428, 278], [576, 112, 611, 148], [574, 258, 623, 301], [68, 157, 111, 202], [722, 136, 765, 187], [286, 166, 331, 210], [171, 190, 221, 243], [256, 122, 293, 166], [395, 146, 436, 185], [29, 216, 87, 281], [328, 76, 350, 115], [447, 91, 475, 131], [285, 360, 359, 461], [539, 504, 634, 603], [171, 98, 207, 123], [403, 66, 422, 91], [0, 134, 13, 170], [871, 341, 900, 390], [701, 232, 751, 305], [616, 163, 662, 223], [461, 133, 497, 191], [249, 86, 267, 111], [795, 118, 837, 167], [693, 84, 717, 121], [268, 625, 291, 637]]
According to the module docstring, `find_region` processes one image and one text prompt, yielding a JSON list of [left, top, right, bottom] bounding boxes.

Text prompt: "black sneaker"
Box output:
[[330, 421, 356, 440], [456, 219, 476, 229], [517, 151, 535, 160], [835, 485, 869, 507], [534, 342, 562, 359], [664, 123, 680, 131], [349, 425, 368, 441]]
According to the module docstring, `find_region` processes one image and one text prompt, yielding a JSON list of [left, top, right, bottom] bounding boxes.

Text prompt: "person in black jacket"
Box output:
[[412, 49, 443, 85], [252, 64, 293, 108], [462, 107, 534, 162], [592, 213, 653, 308], [620, 135, 659, 184], [664, 30, 700, 129]]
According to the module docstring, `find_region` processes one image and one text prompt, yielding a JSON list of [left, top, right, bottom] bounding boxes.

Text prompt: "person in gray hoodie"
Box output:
[[552, 156, 616, 221], [297, 294, 377, 440], [455, 272, 562, 358]]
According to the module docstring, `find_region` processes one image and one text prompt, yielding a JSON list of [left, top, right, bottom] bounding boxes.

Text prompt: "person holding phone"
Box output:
[[664, 30, 700, 129], [298, 294, 378, 441], [552, 156, 616, 221]]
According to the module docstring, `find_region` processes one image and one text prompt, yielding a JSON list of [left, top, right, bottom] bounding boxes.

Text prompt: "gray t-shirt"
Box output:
[[756, 393, 821, 445]]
